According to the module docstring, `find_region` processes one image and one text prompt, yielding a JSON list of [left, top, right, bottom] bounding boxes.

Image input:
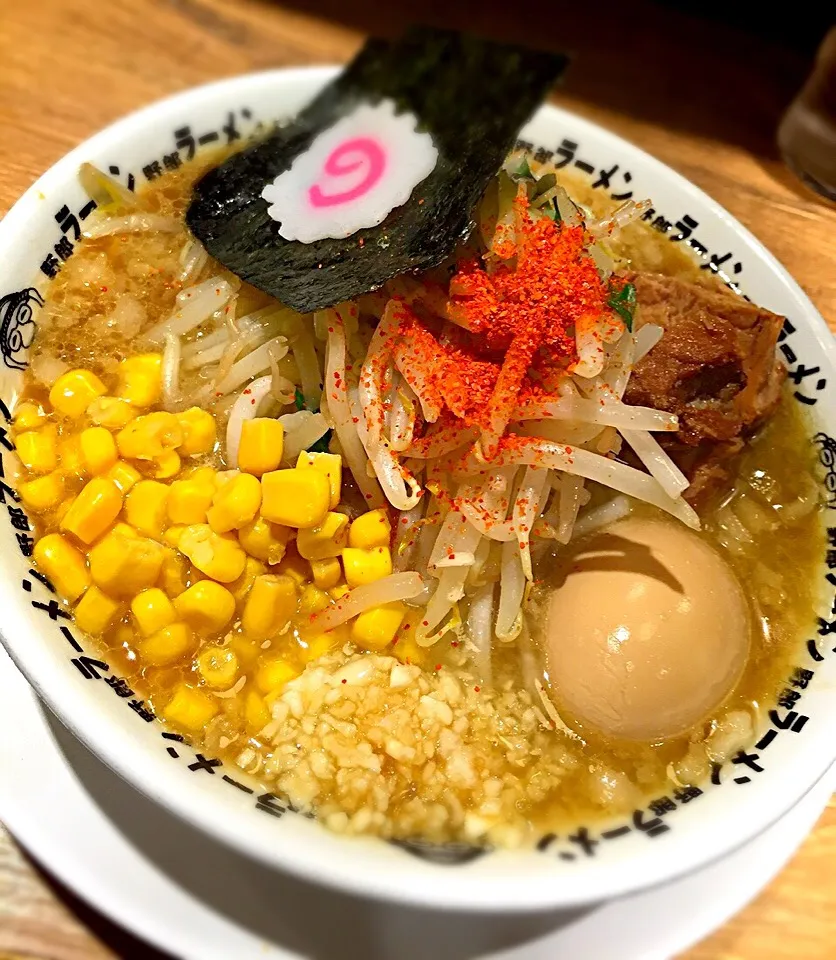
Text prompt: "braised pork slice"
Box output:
[[623, 271, 786, 503]]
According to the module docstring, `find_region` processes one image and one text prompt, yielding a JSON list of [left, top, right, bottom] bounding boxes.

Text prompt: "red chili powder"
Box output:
[[389, 199, 610, 447]]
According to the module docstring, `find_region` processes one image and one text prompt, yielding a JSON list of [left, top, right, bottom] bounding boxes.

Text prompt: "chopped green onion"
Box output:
[[532, 172, 556, 199], [607, 282, 637, 331], [512, 156, 535, 181], [308, 429, 332, 454], [543, 197, 562, 222], [294, 386, 321, 414]]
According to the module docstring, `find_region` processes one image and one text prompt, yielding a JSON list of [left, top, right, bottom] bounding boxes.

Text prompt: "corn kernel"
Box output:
[[271, 575, 300, 625], [296, 511, 349, 562], [341, 546, 392, 588], [106, 460, 141, 494], [125, 480, 169, 539], [393, 633, 430, 668], [186, 465, 218, 486], [177, 407, 217, 456], [117, 353, 162, 407], [57, 435, 86, 481], [296, 452, 342, 509], [197, 645, 239, 689], [167, 476, 214, 525], [131, 587, 176, 636], [228, 556, 267, 603], [255, 658, 300, 694], [261, 468, 330, 529], [53, 499, 73, 525], [178, 524, 247, 583], [49, 369, 106, 418], [33, 533, 90, 601], [111, 622, 135, 649], [329, 583, 351, 601], [214, 470, 239, 490], [163, 684, 218, 731], [238, 418, 284, 476], [238, 516, 291, 564], [298, 583, 331, 617], [61, 477, 123, 545], [139, 449, 181, 480], [228, 634, 261, 668], [107, 461, 142, 493], [351, 602, 407, 651], [242, 573, 298, 640], [275, 548, 309, 586], [158, 548, 189, 597], [138, 623, 196, 666], [13, 402, 47, 432], [297, 625, 348, 664], [349, 508, 392, 550], [116, 411, 182, 462], [16, 425, 57, 475], [89, 530, 165, 596], [163, 525, 186, 548], [87, 396, 137, 430], [244, 690, 270, 731], [18, 471, 64, 512], [79, 426, 118, 475], [174, 580, 236, 634], [207, 473, 261, 533], [112, 522, 139, 539], [311, 557, 341, 591], [74, 586, 121, 636]]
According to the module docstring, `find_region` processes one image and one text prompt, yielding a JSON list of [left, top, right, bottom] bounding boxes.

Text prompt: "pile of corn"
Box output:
[[15, 353, 415, 736]]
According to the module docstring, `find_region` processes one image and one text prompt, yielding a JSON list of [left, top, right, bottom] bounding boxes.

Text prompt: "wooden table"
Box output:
[[2, 1, 835, 957]]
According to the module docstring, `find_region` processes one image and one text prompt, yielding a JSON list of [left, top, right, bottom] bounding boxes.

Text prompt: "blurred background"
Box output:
[[276, 0, 836, 199], [4, 1, 834, 208]]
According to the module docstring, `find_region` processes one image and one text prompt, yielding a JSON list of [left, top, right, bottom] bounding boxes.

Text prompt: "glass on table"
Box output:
[[778, 27, 836, 201]]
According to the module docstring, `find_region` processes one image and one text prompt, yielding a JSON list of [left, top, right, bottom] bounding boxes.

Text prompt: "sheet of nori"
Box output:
[[186, 27, 568, 314]]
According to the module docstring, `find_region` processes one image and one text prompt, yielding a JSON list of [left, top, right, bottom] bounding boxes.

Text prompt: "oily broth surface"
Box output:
[[30, 148, 274, 388], [20, 154, 825, 836]]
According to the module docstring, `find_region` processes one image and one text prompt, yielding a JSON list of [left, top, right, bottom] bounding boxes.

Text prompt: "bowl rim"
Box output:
[[2, 65, 836, 913]]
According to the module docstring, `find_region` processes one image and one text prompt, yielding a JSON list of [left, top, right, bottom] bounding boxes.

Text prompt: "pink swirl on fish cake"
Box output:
[[261, 99, 438, 243], [308, 138, 386, 208]]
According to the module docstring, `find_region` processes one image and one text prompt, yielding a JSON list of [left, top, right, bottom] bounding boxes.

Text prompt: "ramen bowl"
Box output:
[[1, 68, 835, 912]]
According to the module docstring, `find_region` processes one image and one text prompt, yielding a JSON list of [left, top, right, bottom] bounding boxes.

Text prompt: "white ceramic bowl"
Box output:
[[1, 67, 835, 913]]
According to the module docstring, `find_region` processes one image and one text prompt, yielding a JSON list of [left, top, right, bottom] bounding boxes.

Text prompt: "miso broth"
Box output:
[[14, 151, 826, 846]]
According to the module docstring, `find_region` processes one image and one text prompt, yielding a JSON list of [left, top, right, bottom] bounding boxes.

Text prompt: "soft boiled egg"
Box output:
[[543, 517, 750, 741]]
